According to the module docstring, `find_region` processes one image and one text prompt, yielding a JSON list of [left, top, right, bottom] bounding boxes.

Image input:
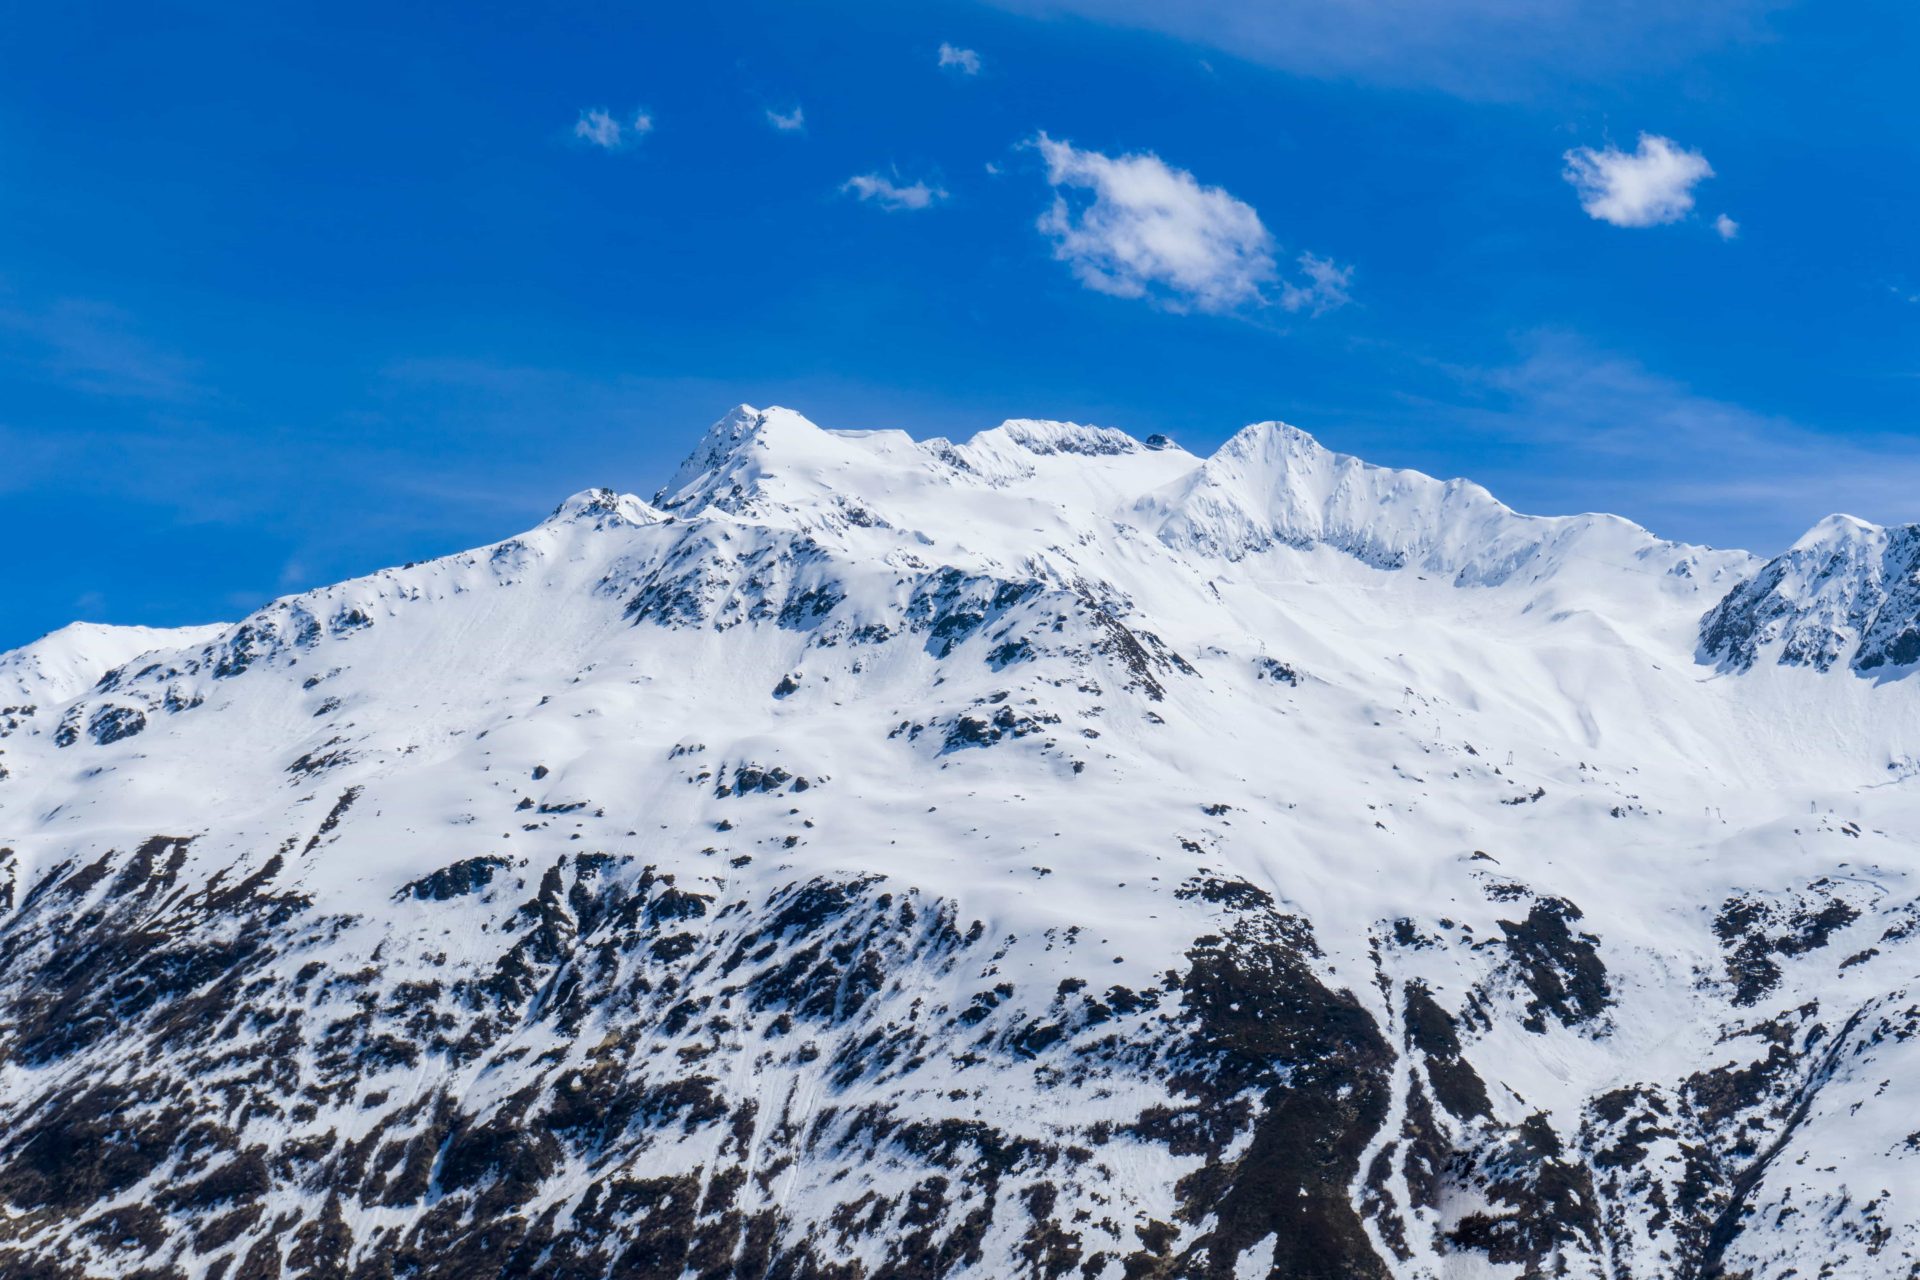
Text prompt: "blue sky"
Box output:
[[4, 0, 1918, 649]]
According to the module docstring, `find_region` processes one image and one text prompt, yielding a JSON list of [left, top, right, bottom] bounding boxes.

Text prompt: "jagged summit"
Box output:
[[636, 406, 1746, 599], [644, 405, 1191, 549], [9, 406, 1905, 708], [668, 404, 1150, 479], [654, 404, 837, 509], [658, 404, 1153, 503]]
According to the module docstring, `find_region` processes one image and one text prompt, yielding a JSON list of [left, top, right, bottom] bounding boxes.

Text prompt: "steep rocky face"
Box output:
[[0, 849, 1411, 1280], [1700, 515, 1920, 675], [4, 406, 1920, 1279]]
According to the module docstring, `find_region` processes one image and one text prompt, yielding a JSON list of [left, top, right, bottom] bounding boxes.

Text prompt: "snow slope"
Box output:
[[2, 406, 1919, 1280]]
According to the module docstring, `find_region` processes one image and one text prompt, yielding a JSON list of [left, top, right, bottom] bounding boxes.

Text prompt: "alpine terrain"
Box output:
[[7, 405, 1920, 1280]]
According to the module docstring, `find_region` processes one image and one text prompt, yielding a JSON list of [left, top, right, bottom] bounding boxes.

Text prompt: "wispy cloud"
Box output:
[[1714, 213, 1740, 240], [766, 106, 806, 133], [983, 0, 1782, 100], [1397, 333, 1920, 550], [1563, 134, 1714, 228], [938, 42, 983, 74], [842, 172, 948, 211], [1029, 134, 1349, 317], [0, 298, 200, 401], [573, 107, 654, 150]]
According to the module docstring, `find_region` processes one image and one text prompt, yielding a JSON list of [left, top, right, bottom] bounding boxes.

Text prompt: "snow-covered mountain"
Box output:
[[4, 406, 1919, 1280], [1701, 514, 1920, 676]]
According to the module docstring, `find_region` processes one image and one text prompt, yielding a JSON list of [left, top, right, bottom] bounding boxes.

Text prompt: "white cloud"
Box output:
[[766, 106, 805, 133], [1033, 135, 1270, 312], [1279, 253, 1353, 315], [938, 42, 982, 74], [574, 109, 621, 148], [1714, 213, 1740, 240], [1563, 133, 1714, 228], [1030, 134, 1349, 316], [842, 172, 948, 211], [573, 107, 653, 150]]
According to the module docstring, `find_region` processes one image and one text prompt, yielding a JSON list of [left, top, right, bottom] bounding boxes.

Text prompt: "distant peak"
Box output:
[[1702, 514, 1920, 675], [546, 487, 658, 528], [1149, 414, 1712, 589], [14, 619, 228, 655], [1204, 418, 1507, 509], [1, 618, 228, 706], [973, 418, 1144, 458]]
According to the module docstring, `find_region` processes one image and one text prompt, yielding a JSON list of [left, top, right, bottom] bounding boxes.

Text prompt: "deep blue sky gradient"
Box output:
[[4, 0, 1918, 648]]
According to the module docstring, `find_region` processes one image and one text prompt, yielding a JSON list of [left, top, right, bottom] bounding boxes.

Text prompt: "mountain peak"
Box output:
[[1789, 511, 1883, 552], [1220, 417, 1327, 454], [1145, 415, 1758, 606], [1702, 515, 1920, 674], [655, 405, 832, 509], [1212, 418, 1495, 506], [1160, 418, 1550, 578]]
